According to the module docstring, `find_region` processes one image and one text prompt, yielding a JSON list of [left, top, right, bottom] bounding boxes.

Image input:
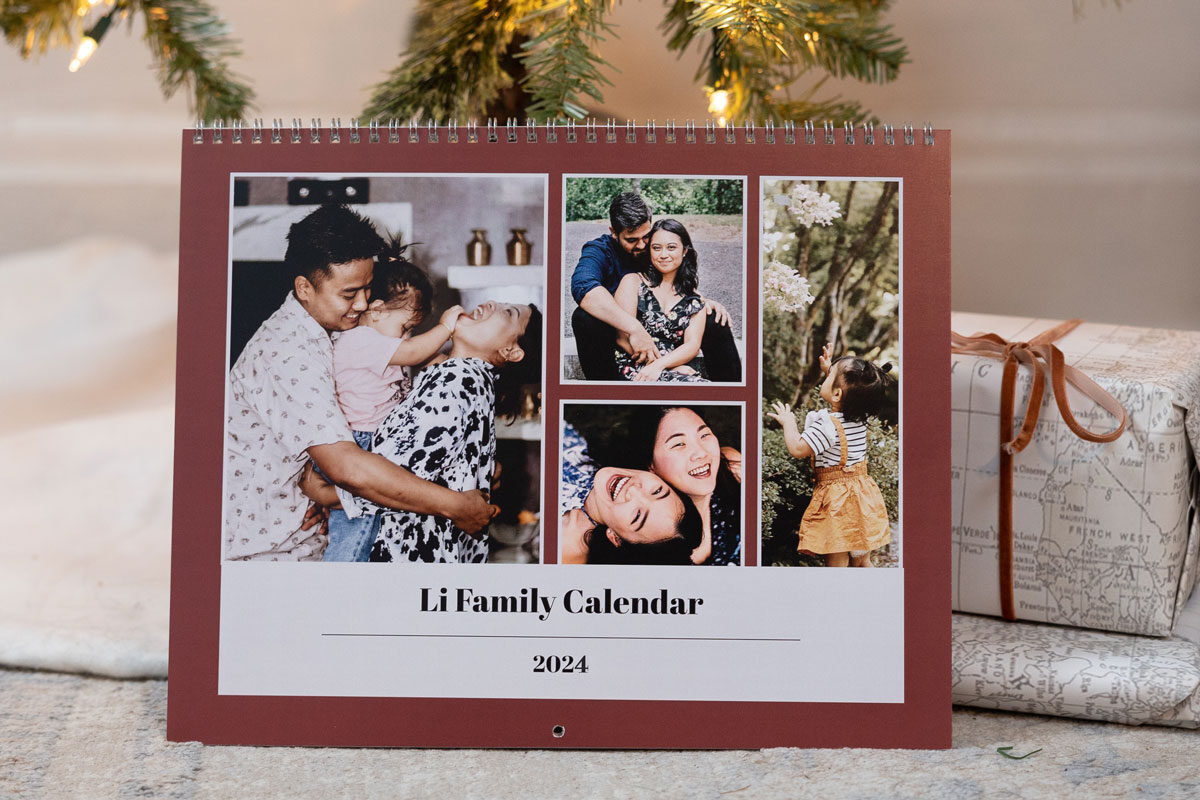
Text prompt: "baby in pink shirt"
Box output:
[[333, 247, 463, 437], [322, 242, 465, 562]]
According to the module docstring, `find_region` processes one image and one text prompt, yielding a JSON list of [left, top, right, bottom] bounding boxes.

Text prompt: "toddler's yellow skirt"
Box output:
[[799, 462, 891, 555]]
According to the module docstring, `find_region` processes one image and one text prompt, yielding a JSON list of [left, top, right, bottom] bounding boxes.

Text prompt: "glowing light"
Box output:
[[67, 6, 115, 73], [708, 89, 729, 115], [68, 36, 97, 72]]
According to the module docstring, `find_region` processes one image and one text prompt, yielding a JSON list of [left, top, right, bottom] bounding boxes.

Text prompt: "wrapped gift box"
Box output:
[[951, 313, 1200, 636], [952, 613, 1200, 728]]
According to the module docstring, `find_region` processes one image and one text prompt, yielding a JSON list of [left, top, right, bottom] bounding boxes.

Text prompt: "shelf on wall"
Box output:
[[446, 266, 544, 289]]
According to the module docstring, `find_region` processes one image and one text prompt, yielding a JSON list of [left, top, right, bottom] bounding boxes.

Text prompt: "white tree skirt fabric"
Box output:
[[0, 239, 175, 678]]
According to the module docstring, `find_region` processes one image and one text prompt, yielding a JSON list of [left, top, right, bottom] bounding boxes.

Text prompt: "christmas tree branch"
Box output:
[[663, 0, 903, 123], [138, 0, 255, 121], [794, 8, 907, 84], [4, 1, 253, 120], [518, 0, 615, 121], [1, 0, 81, 57], [363, 0, 534, 122]]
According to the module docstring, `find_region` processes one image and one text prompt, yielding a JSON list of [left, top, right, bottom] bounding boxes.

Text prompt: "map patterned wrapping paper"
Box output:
[[952, 613, 1200, 728], [951, 313, 1200, 636]]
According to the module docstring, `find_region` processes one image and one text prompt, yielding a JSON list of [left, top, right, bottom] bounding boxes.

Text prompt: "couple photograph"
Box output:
[[222, 175, 546, 564], [760, 179, 902, 569], [560, 402, 743, 566], [561, 177, 746, 384]]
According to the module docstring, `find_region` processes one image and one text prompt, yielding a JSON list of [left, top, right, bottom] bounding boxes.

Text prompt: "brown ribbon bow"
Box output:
[[951, 319, 1128, 620]]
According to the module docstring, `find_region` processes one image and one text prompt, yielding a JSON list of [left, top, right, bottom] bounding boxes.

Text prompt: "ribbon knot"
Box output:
[[1002, 341, 1029, 360], [951, 319, 1128, 621]]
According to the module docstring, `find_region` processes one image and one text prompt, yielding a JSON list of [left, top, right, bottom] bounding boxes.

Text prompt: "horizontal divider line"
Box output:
[[322, 633, 801, 642]]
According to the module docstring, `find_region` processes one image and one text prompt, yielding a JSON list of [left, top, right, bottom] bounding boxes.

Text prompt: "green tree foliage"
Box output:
[[566, 177, 743, 222], [367, 0, 906, 121], [661, 0, 906, 123], [2, 0, 254, 120]]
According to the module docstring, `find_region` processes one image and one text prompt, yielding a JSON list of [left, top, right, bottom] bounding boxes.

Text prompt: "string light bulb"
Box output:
[[68, 6, 117, 72], [706, 88, 729, 128], [707, 89, 729, 115]]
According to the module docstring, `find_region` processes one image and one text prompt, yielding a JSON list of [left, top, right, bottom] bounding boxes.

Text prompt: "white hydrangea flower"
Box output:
[[761, 230, 784, 252], [786, 183, 842, 228], [762, 261, 815, 314]]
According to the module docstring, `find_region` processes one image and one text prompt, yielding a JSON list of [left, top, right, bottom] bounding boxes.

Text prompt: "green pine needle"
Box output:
[[5, 0, 912, 125], [518, 0, 615, 121], [3, 1, 254, 121], [1, 1, 80, 56], [664, 0, 906, 124], [139, 0, 256, 121], [363, 0, 532, 122]]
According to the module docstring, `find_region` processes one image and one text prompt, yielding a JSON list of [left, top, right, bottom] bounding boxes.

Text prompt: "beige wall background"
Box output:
[[1, 1, 1197, 328]]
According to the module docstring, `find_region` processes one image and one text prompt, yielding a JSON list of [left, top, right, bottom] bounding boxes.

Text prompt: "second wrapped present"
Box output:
[[951, 312, 1200, 636]]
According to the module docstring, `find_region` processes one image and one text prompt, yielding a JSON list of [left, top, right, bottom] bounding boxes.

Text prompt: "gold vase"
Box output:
[[505, 228, 532, 266], [466, 229, 491, 266]]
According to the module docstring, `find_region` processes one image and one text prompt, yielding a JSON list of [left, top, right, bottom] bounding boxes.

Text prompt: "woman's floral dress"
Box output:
[[614, 281, 708, 382]]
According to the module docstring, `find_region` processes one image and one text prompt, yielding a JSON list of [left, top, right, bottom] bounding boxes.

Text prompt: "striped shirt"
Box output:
[[800, 409, 868, 468]]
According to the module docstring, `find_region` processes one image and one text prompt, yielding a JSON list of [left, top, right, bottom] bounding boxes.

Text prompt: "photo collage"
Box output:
[[221, 173, 902, 570]]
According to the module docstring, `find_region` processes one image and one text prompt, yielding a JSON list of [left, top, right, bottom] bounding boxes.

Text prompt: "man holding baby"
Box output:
[[223, 204, 495, 561]]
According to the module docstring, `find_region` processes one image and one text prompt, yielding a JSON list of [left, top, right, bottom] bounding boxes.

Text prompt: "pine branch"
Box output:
[[4, 1, 253, 119], [794, 7, 907, 84], [363, 0, 534, 122], [768, 78, 874, 124], [138, 0, 255, 121], [518, 0, 615, 121], [2, 1, 86, 57], [662, 0, 904, 123]]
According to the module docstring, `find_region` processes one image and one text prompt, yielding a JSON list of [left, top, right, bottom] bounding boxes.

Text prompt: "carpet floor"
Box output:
[[3, 668, 1199, 799]]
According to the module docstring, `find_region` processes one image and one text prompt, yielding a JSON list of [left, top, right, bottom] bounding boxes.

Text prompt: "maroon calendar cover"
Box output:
[[168, 121, 950, 748]]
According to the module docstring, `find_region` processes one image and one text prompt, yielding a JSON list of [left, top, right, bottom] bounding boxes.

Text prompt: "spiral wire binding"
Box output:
[[190, 118, 938, 148]]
